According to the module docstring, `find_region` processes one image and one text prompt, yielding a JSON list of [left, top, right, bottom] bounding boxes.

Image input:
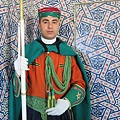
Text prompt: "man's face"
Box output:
[[39, 16, 60, 40]]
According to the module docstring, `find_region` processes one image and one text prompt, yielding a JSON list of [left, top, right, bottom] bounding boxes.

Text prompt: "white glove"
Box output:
[[14, 56, 29, 76], [46, 99, 70, 116]]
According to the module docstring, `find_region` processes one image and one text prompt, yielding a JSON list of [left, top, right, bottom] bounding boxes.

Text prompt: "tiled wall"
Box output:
[[0, 0, 120, 119]]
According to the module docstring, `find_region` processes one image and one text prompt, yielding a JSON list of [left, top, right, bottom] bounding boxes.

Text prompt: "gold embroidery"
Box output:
[[76, 92, 81, 100], [59, 64, 64, 67], [30, 62, 40, 66]]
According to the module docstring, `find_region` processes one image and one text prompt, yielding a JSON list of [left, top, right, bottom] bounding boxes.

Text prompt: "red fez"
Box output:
[[38, 7, 61, 14], [38, 7, 61, 19]]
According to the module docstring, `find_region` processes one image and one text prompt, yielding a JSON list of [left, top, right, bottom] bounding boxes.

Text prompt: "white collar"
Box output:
[[41, 36, 56, 44]]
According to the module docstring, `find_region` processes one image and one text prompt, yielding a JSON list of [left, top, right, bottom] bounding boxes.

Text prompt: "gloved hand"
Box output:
[[46, 98, 70, 116], [14, 56, 29, 76]]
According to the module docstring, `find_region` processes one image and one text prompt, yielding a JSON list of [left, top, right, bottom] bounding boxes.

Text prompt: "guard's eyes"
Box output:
[[52, 21, 58, 24], [42, 20, 58, 24], [43, 21, 48, 24]]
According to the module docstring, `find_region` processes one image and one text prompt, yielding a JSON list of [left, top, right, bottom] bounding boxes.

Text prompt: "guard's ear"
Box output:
[[38, 19, 41, 30]]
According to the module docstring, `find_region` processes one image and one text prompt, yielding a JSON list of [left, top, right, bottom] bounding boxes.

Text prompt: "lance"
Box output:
[[18, 0, 27, 120]]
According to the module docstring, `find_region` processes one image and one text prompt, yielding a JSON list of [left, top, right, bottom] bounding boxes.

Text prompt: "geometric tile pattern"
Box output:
[[74, 1, 120, 120], [0, 0, 120, 119]]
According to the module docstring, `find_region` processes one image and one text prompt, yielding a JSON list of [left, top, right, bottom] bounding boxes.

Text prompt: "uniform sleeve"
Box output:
[[12, 71, 28, 97], [64, 56, 86, 107], [12, 72, 21, 97]]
